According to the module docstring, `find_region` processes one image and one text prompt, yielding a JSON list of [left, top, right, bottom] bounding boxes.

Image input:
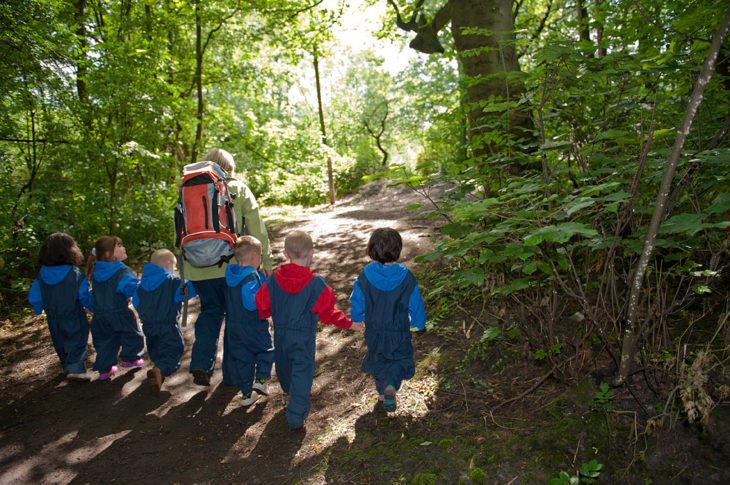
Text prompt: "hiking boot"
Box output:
[[150, 367, 164, 392], [252, 378, 269, 396], [66, 372, 92, 382], [98, 366, 118, 381], [120, 358, 144, 368], [383, 385, 397, 412], [289, 420, 307, 432], [191, 369, 210, 386], [241, 392, 259, 406]]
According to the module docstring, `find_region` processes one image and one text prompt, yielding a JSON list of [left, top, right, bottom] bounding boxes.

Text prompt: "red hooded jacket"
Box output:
[[255, 263, 352, 329]]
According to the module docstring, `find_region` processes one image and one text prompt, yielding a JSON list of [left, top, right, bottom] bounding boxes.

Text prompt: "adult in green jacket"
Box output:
[[186, 148, 274, 386]]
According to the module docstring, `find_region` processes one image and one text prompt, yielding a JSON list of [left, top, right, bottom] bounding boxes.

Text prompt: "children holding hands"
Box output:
[[87, 236, 145, 380], [350, 228, 426, 412], [29, 232, 94, 382], [255, 230, 362, 429], [28, 225, 426, 423], [223, 236, 274, 405], [133, 249, 197, 392]]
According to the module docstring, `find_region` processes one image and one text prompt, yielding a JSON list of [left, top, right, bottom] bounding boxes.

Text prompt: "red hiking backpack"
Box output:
[[174, 161, 237, 267]]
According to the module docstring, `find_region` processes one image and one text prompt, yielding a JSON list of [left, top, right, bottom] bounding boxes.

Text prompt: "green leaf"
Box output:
[[482, 327, 501, 341], [493, 278, 532, 296], [524, 222, 598, 246], [564, 197, 596, 216], [440, 223, 472, 238], [460, 268, 485, 287], [452, 198, 500, 220], [658, 213, 707, 236]]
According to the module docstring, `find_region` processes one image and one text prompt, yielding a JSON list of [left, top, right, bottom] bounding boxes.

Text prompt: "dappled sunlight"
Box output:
[[0, 429, 131, 484]]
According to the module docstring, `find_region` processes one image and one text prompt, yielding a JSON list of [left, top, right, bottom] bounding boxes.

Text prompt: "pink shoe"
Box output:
[[98, 366, 118, 381], [120, 358, 144, 368]]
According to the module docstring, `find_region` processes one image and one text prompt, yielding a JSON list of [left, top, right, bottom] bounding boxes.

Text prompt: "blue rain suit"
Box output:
[[269, 274, 326, 428], [133, 263, 196, 377], [28, 265, 92, 375], [222, 265, 273, 395], [90, 261, 144, 373], [350, 262, 426, 394]]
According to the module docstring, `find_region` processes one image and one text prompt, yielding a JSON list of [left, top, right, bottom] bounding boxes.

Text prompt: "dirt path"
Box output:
[[0, 182, 441, 484]]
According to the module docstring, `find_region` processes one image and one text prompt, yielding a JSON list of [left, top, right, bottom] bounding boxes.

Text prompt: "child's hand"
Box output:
[[351, 321, 364, 331]]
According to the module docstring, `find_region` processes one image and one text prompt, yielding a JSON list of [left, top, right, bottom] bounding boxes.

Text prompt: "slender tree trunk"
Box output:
[[364, 101, 390, 167], [192, 0, 204, 164], [74, 0, 91, 129], [313, 52, 335, 205], [576, 0, 590, 42], [617, 8, 730, 383], [594, 0, 606, 58]]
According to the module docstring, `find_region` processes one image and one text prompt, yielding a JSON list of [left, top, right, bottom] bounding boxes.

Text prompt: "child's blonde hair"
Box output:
[[284, 230, 313, 259], [151, 249, 176, 268], [234, 235, 262, 263]]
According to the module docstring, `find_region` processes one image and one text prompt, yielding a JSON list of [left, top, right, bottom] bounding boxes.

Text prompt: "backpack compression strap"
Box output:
[[179, 248, 189, 327]]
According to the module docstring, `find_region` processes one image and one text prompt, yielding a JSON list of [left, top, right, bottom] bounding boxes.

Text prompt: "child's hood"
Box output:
[[225, 264, 258, 287], [274, 263, 314, 293], [39, 265, 73, 285], [140, 263, 174, 291], [93, 260, 127, 282], [363, 262, 408, 291]]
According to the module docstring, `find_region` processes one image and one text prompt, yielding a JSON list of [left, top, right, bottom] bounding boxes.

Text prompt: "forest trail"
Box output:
[[0, 182, 441, 484]]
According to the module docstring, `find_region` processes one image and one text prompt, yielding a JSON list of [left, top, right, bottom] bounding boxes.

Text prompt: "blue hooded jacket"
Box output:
[[225, 265, 264, 312], [350, 262, 426, 330], [93, 261, 138, 299], [29, 265, 93, 314], [132, 263, 197, 310]]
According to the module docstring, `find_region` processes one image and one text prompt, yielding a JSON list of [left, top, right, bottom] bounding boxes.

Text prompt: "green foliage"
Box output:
[[468, 467, 487, 484], [549, 460, 603, 485], [411, 472, 437, 485], [592, 383, 615, 408]]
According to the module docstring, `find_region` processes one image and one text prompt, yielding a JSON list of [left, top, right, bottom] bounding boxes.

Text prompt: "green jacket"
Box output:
[[182, 178, 273, 281]]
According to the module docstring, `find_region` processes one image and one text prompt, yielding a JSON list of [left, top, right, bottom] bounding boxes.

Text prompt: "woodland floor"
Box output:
[[0, 182, 728, 484]]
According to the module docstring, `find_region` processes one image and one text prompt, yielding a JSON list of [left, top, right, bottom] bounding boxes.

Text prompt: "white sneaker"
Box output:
[[66, 372, 92, 382], [252, 379, 269, 396], [241, 392, 260, 406]]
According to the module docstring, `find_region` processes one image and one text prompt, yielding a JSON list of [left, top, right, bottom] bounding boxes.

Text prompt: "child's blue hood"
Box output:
[[140, 263, 172, 291], [40, 265, 72, 285], [93, 260, 126, 282], [225, 265, 257, 287], [364, 262, 408, 291]]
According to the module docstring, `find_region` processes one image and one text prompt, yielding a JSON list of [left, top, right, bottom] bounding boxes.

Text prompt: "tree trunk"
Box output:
[[364, 101, 390, 166], [74, 0, 91, 129], [575, 0, 590, 43], [450, 0, 532, 163], [192, 0, 204, 164], [617, 8, 730, 384], [313, 52, 335, 205], [594, 0, 606, 58]]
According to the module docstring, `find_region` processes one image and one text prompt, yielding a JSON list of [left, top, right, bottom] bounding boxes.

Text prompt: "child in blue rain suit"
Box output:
[[133, 249, 197, 392], [29, 232, 93, 382], [88, 236, 145, 381], [350, 228, 426, 412], [255, 230, 362, 429], [223, 236, 274, 406]]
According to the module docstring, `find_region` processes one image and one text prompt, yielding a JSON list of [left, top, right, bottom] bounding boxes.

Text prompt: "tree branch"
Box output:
[[389, 0, 450, 54]]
